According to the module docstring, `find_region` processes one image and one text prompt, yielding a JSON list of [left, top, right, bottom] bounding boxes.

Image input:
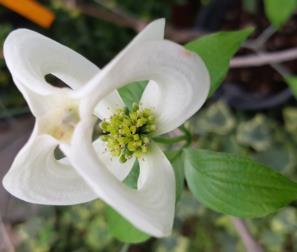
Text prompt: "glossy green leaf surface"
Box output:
[[264, 0, 297, 28], [185, 148, 297, 217], [106, 206, 149, 244], [185, 28, 254, 96]]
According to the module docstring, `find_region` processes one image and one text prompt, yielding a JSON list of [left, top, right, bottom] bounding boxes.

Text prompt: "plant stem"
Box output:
[[119, 244, 129, 252], [0, 217, 14, 252], [179, 125, 192, 147], [231, 217, 264, 252]]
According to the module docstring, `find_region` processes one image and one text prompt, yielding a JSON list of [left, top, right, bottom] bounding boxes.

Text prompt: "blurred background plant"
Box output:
[[0, 0, 297, 251]]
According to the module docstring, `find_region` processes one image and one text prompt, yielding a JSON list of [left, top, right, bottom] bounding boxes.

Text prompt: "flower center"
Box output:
[[40, 100, 80, 143], [99, 103, 156, 163]]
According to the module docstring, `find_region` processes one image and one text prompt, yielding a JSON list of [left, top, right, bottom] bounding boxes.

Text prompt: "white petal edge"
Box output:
[[66, 118, 175, 237], [93, 138, 135, 181], [2, 123, 97, 205], [3, 28, 99, 94], [94, 91, 125, 120], [74, 19, 165, 111], [139, 45, 210, 135]]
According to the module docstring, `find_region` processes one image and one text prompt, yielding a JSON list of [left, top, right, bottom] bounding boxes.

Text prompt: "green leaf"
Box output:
[[285, 76, 297, 99], [165, 151, 185, 201], [106, 161, 150, 243], [242, 0, 257, 14], [236, 114, 272, 152], [118, 81, 148, 110], [184, 148, 297, 217], [264, 0, 297, 28], [191, 100, 235, 135], [185, 28, 254, 96], [106, 206, 149, 244], [283, 107, 297, 141]]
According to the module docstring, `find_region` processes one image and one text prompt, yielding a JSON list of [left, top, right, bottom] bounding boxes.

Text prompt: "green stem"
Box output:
[[170, 149, 183, 162], [153, 125, 193, 147], [179, 125, 193, 147]]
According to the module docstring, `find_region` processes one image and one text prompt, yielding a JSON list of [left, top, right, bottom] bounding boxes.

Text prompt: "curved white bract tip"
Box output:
[[3, 29, 99, 94], [2, 124, 97, 205], [93, 138, 135, 181]]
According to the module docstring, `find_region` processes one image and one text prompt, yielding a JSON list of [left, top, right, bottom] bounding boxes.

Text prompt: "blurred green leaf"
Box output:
[[236, 114, 272, 151], [285, 76, 297, 99], [106, 206, 149, 244], [155, 232, 190, 252], [283, 107, 297, 141], [118, 81, 148, 110], [261, 230, 285, 252], [192, 101, 235, 135], [271, 207, 297, 234], [86, 217, 112, 250], [185, 28, 254, 96], [184, 148, 297, 217], [0, 23, 12, 45], [264, 0, 297, 28]]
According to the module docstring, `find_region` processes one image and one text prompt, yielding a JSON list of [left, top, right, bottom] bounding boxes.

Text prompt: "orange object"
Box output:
[[0, 0, 55, 28]]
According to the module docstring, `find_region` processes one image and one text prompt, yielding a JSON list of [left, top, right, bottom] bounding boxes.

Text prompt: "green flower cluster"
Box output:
[[100, 104, 156, 162]]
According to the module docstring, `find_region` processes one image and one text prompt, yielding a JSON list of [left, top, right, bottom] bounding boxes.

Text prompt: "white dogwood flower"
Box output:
[[2, 19, 210, 237]]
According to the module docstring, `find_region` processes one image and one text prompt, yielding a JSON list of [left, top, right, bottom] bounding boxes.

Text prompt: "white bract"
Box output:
[[2, 19, 210, 237]]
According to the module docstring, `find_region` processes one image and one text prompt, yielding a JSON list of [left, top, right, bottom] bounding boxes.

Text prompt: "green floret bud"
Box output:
[[119, 155, 127, 163], [100, 121, 109, 132], [132, 103, 139, 112], [98, 103, 156, 162]]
